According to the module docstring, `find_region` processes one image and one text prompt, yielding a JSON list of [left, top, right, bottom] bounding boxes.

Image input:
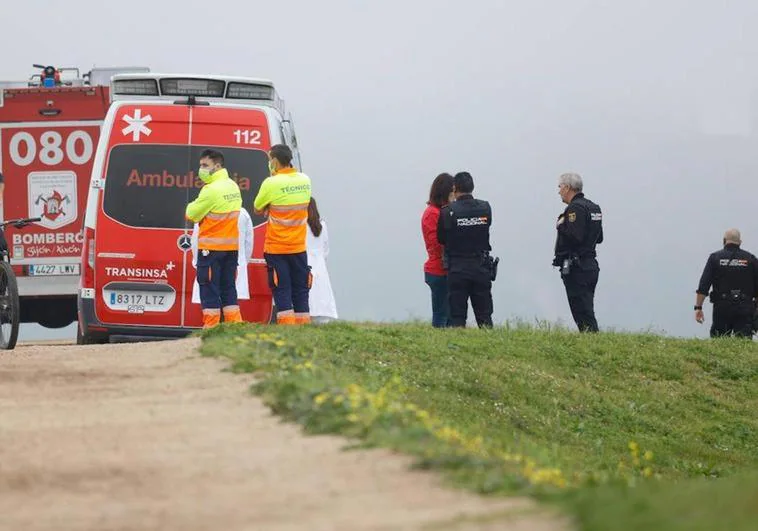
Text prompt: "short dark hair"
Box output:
[[428, 173, 454, 207], [453, 172, 474, 194], [270, 144, 293, 167], [200, 149, 224, 167]]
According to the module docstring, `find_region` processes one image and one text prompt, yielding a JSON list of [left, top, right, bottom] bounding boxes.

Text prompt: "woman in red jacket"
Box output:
[[421, 173, 454, 328]]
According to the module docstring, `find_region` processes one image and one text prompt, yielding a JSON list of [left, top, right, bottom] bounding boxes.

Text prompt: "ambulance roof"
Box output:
[[109, 72, 286, 115]]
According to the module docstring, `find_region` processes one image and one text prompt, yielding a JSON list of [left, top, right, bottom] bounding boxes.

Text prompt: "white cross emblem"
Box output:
[[121, 109, 153, 141], [165, 261, 176, 271]]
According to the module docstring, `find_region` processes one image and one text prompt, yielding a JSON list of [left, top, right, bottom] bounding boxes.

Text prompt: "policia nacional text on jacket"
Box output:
[[695, 229, 758, 338], [553, 174, 603, 333], [436, 172, 495, 329]]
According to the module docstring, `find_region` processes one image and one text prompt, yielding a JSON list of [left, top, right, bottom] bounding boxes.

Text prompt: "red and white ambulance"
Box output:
[[78, 73, 303, 343], [0, 65, 149, 329]]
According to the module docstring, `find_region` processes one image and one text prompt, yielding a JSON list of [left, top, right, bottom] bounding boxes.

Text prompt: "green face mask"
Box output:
[[268, 160, 276, 175], [198, 168, 212, 183]]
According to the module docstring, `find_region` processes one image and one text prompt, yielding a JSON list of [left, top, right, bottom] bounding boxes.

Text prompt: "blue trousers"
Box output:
[[197, 250, 239, 310], [264, 252, 311, 313], [424, 273, 450, 328]]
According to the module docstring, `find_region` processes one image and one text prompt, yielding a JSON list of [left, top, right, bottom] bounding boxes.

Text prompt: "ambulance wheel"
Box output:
[[76, 326, 90, 345], [76, 324, 107, 345]]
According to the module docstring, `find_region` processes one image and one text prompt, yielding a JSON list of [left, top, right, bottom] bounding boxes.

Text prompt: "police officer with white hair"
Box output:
[[553, 172, 603, 332], [694, 228, 758, 338]]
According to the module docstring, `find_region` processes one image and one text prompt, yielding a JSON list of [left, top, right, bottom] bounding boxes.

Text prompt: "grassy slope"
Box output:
[[568, 470, 758, 531], [200, 322, 758, 530]]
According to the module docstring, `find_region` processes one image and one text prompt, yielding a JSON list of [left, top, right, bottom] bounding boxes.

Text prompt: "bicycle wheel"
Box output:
[[0, 261, 20, 350]]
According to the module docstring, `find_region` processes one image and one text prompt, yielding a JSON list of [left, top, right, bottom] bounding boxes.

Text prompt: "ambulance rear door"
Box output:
[[182, 105, 274, 326], [93, 103, 195, 329]]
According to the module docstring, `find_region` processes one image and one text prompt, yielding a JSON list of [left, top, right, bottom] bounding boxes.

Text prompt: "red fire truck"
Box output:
[[0, 64, 149, 330]]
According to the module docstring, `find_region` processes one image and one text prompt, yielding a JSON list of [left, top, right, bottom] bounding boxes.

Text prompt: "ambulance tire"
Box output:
[[75, 326, 89, 345], [76, 324, 107, 345]]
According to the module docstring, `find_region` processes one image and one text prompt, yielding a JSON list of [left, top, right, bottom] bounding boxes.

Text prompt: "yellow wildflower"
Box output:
[[644, 450, 654, 461], [466, 436, 483, 452], [313, 393, 329, 406], [529, 468, 561, 486], [500, 452, 521, 463], [435, 426, 461, 442]]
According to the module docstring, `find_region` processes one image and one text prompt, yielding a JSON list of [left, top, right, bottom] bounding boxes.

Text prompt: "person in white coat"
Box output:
[[306, 197, 338, 324], [191, 208, 254, 316]]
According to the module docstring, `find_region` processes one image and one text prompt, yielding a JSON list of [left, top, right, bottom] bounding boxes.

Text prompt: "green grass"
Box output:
[[198, 321, 758, 530], [566, 470, 758, 531]]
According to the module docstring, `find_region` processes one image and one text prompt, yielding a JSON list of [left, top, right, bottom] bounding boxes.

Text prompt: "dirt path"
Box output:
[[0, 338, 567, 531]]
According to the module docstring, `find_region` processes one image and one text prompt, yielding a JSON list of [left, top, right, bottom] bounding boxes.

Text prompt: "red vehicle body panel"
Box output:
[[0, 87, 109, 280], [0, 84, 114, 328], [91, 103, 273, 332]]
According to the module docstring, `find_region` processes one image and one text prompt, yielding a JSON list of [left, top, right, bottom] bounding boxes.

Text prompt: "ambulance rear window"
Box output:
[[103, 145, 269, 229]]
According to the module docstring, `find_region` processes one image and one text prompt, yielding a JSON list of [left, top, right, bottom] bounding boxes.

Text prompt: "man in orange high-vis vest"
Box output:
[[254, 144, 312, 325], [186, 149, 244, 329]]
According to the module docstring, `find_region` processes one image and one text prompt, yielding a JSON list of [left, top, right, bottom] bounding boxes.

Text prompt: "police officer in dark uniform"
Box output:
[[437, 172, 496, 328], [694, 228, 758, 338], [553, 172, 603, 333]]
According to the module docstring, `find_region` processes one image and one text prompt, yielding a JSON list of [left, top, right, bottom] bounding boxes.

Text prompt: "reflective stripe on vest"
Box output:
[[198, 236, 238, 247], [198, 210, 240, 251], [266, 202, 309, 250], [270, 215, 307, 227], [205, 211, 240, 221], [269, 203, 307, 212]]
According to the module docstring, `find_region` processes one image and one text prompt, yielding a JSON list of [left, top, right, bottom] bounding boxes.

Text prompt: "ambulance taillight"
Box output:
[[81, 226, 96, 289]]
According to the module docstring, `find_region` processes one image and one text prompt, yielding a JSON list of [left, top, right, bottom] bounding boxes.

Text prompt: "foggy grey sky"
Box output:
[[4, 0, 758, 339]]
